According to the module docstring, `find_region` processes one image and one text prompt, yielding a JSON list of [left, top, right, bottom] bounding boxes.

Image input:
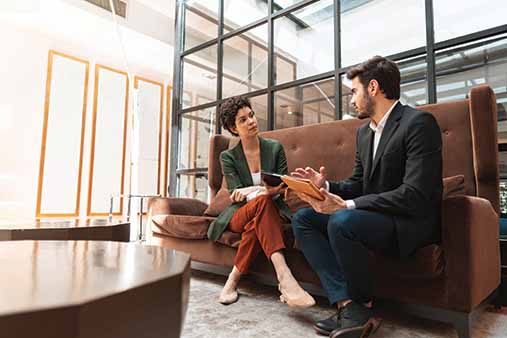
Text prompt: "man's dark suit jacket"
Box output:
[[329, 102, 443, 257]]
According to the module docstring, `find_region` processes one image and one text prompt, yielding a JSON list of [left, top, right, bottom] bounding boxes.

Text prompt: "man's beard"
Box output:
[[356, 94, 374, 120]]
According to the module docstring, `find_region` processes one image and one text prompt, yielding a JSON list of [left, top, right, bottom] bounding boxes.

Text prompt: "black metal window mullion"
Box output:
[[216, 0, 224, 135], [334, 0, 342, 120], [169, 0, 185, 197], [425, 0, 437, 104], [267, 0, 275, 131]]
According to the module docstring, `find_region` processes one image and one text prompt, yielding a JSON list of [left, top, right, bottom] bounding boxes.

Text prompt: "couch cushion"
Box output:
[[152, 214, 215, 239], [204, 188, 232, 216], [370, 244, 444, 280], [443, 174, 465, 199]]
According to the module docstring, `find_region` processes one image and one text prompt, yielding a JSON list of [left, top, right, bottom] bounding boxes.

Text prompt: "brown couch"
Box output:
[[148, 85, 500, 338]]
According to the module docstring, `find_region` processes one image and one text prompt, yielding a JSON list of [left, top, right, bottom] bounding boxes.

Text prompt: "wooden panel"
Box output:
[[134, 76, 164, 197], [87, 64, 129, 216], [164, 85, 172, 197], [36, 50, 89, 217]]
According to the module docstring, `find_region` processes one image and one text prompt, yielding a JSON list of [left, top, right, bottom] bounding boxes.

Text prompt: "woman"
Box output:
[[207, 96, 315, 308]]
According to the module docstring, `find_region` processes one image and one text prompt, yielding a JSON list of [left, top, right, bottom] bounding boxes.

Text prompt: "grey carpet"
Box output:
[[181, 270, 507, 338]]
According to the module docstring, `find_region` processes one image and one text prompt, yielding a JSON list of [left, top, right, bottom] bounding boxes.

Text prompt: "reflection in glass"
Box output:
[[434, 0, 507, 42], [399, 56, 427, 107], [223, 24, 268, 98], [182, 45, 217, 108], [184, 3, 219, 51], [436, 37, 507, 138], [177, 174, 209, 201], [275, 78, 335, 129], [341, 0, 425, 67], [274, 1, 334, 84], [224, 0, 268, 29], [178, 107, 216, 170]]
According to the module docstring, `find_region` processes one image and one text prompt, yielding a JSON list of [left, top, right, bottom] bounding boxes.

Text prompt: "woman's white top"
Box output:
[[246, 172, 263, 201], [251, 172, 261, 185]]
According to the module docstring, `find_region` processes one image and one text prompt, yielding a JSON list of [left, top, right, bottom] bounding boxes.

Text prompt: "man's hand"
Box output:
[[291, 166, 327, 189], [297, 188, 347, 214]]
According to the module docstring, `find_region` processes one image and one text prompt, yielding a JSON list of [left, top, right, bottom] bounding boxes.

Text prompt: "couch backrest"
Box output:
[[208, 85, 499, 214]]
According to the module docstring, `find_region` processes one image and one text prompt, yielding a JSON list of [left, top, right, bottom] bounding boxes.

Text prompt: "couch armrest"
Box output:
[[442, 195, 500, 311], [147, 197, 209, 217]]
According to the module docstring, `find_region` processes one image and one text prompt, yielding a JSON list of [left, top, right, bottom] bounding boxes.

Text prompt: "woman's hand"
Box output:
[[291, 166, 327, 189], [258, 182, 286, 196], [230, 189, 248, 202]]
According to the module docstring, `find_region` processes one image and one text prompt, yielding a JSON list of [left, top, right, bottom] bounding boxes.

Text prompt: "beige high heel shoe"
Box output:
[[218, 288, 239, 305], [278, 284, 316, 308]]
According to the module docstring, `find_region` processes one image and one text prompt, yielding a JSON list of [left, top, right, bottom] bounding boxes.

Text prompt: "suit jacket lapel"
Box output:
[[231, 140, 254, 186], [259, 137, 271, 173], [231, 137, 273, 186], [369, 102, 403, 180], [363, 127, 374, 180]]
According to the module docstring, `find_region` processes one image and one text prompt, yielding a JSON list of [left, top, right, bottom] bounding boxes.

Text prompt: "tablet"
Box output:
[[261, 172, 284, 187], [281, 176, 325, 201]]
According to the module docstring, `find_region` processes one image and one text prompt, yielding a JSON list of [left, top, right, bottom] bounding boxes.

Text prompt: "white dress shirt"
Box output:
[[327, 101, 399, 209]]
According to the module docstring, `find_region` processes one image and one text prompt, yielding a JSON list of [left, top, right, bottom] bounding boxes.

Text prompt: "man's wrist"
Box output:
[[345, 200, 356, 209]]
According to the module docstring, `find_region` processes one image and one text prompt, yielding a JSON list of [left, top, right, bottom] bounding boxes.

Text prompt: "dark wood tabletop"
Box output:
[[0, 218, 130, 242], [0, 241, 190, 338]]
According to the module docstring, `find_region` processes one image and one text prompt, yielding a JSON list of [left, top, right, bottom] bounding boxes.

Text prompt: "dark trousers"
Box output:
[[292, 208, 397, 305]]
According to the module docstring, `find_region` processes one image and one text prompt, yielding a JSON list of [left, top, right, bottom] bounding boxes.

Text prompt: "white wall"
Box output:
[[0, 0, 175, 220]]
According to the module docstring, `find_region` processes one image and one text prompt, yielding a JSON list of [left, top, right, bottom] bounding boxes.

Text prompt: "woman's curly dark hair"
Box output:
[[219, 96, 252, 136]]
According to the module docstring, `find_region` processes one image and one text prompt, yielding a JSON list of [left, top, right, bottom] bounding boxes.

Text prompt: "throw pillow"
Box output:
[[204, 188, 232, 216]]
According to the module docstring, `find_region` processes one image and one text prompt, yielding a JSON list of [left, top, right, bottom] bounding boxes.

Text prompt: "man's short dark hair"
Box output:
[[219, 96, 252, 136], [346, 56, 401, 100]]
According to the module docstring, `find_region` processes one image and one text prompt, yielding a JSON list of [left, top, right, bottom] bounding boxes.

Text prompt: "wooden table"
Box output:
[[0, 219, 130, 242], [0, 241, 190, 338]]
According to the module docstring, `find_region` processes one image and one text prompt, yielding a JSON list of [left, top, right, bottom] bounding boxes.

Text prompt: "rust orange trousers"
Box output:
[[228, 194, 286, 273]]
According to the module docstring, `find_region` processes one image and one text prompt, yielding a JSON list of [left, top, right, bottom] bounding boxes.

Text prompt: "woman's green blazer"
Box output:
[[207, 137, 292, 241]]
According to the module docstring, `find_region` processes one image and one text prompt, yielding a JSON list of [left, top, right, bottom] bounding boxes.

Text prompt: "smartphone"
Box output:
[[261, 172, 284, 186]]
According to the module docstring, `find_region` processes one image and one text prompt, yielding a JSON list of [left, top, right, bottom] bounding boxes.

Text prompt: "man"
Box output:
[[291, 56, 442, 338]]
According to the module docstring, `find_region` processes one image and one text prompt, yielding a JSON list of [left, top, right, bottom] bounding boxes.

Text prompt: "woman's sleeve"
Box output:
[[221, 151, 244, 193], [275, 143, 288, 175]]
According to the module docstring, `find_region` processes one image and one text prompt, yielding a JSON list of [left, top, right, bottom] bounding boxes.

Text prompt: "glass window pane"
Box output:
[[251, 94, 269, 132], [184, 2, 219, 51], [273, 0, 307, 12], [399, 57, 428, 107], [223, 24, 268, 98], [274, 1, 334, 84], [183, 45, 217, 108], [434, 1, 507, 42], [341, 0, 425, 67], [341, 57, 427, 119], [178, 107, 216, 170], [435, 37, 507, 140], [275, 78, 335, 129], [224, 0, 268, 29], [221, 94, 268, 137], [177, 173, 209, 201]]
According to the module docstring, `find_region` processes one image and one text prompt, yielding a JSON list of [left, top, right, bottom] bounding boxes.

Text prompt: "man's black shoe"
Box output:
[[329, 301, 381, 338], [313, 307, 343, 335]]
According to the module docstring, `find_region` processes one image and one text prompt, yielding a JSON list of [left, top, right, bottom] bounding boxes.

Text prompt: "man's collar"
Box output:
[[369, 100, 399, 132]]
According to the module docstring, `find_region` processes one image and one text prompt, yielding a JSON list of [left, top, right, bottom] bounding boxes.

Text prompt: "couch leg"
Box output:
[[454, 313, 471, 338]]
